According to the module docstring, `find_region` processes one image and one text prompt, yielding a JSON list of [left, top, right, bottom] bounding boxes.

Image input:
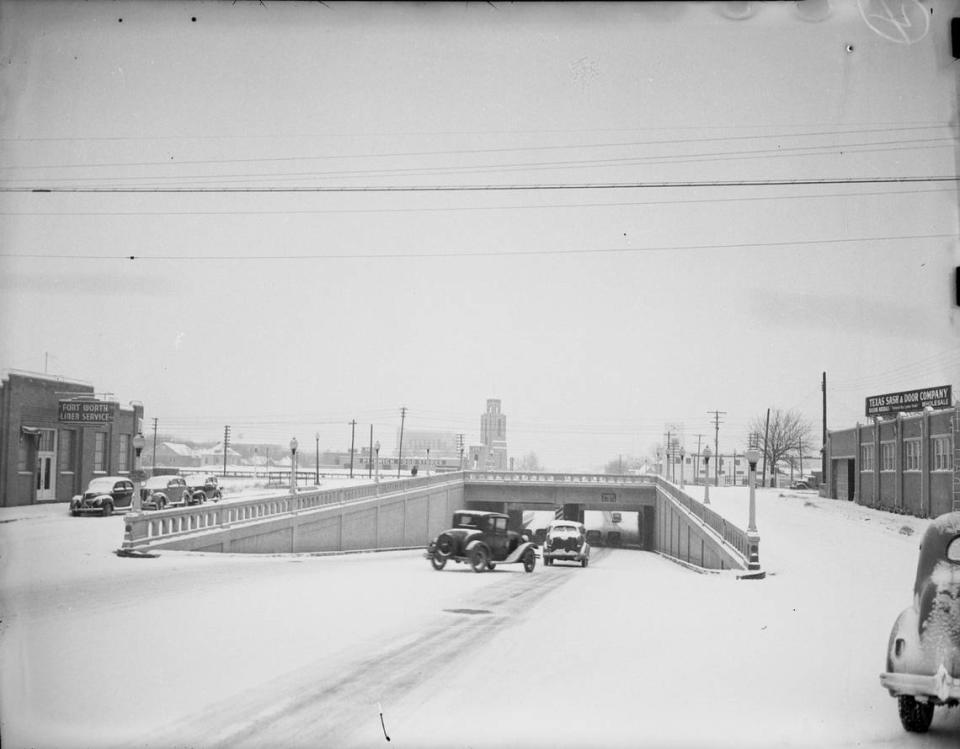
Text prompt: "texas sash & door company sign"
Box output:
[[865, 386, 952, 417]]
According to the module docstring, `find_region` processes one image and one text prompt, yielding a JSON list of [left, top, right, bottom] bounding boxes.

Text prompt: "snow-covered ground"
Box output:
[[1, 486, 957, 748]]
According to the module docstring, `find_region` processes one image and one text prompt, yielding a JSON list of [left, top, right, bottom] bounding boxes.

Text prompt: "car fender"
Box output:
[[91, 493, 112, 505], [501, 541, 537, 565], [886, 606, 924, 674], [464, 539, 489, 556]]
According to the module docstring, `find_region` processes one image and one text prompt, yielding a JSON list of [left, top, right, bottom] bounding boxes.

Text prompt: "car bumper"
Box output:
[[72, 505, 105, 514], [880, 666, 960, 703]]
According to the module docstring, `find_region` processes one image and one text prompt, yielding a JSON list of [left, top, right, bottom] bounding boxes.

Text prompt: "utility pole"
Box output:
[[368, 424, 373, 479], [762, 408, 771, 487], [798, 436, 804, 477], [707, 411, 726, 487], [457, 433, 465, 470], [821, 371, 827, 486], [397, 407, 407, 478], [665, 430, 671, 481], [223, 425, 231, 477], [151, 417, 158, 470], [315, 432, 320, 485], [348, 420, 357, 478]]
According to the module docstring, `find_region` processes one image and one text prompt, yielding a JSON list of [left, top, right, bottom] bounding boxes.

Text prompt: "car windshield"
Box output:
[[184, 475, 207, 484], [144, 477, 170, 489], [86, 478, 118, 493], [454, 514, 479, 527]]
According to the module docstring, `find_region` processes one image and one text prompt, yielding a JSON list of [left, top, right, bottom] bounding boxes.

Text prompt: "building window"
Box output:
[[932, 436, 953, 472], [880, 442, 895, 472], [903, 440, 920, 472], [118, 434, 130, 472], [93, 432, 107, 472], [860, 444, 874, 472], [59, 429, 75, 472], [18, 436, 28, 472]]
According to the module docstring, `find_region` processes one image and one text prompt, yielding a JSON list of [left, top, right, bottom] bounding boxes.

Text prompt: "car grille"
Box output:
[[548, 537, 582, 552]]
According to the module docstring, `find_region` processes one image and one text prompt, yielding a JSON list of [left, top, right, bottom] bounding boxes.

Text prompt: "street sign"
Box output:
[[865, 385, 952, 417]]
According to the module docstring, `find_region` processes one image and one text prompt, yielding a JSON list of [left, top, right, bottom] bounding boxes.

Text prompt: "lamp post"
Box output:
[[426, 447, 431, 476], [132, 432, 146, 512], [289, 437, 298, 495], [679, 447, 685, 490], [315, 432, 319, 486], [702, 445, 712, 504], [374, 440, 381, 484], [656, 448, 662, 478], [745, 444, 763, 575]]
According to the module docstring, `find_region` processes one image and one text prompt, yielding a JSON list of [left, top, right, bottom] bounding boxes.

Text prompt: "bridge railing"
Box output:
[[463, 470, 657, 485], [654, 478, 750, 561], [121, 472, 459, 551]]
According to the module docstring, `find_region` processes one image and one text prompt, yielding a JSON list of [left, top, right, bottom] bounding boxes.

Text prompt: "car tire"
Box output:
[[522, 549, 536, 573], [102, 502, 113, 517], [582, 557, 589, 568], [435, 533, 455, 559], [470, 545, 489, 573], [898, 695, 934, 733], [487, 563, 496, 571], [430, 553, 447, 571], [213, 492, 221, 502]]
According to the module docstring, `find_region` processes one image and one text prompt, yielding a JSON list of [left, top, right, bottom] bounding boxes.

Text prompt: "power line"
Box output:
[[5, 232, 954, 262], [4, 175, 957, 194]]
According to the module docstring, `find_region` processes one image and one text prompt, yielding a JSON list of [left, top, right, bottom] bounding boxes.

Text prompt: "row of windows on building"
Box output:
[[859, 436, 953, 473], [18, 428, 132, 474]]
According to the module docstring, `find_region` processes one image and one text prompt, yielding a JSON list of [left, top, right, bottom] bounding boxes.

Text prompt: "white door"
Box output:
[[35, 429, 56, 501]]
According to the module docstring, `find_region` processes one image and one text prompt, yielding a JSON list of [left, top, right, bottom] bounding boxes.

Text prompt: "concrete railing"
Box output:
[[464, 470, 656, 486], [121, 473, 460, 553]]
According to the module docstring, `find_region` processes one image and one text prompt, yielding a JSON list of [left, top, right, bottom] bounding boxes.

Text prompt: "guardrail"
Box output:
[[655, 478, 750, 561], [463, 470, 657, 486], [121, 472, 459, 552]]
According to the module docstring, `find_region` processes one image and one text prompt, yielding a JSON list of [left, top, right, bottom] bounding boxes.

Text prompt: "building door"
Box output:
[[35, 428, 57, 501]]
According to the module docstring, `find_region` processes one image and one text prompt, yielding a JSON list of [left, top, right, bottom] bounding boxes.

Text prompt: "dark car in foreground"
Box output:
[[70, 476, 134, 516], [880, 511, 960, 733], [426, 510, 537, 573], [184, 474, 222, 503], [141, 475, 190, 511]]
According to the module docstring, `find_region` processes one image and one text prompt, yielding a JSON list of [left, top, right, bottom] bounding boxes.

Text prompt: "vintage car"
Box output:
[[542, 520, 591, 567], [585, 529, 604, 548], [879, 511, 960, 733], [426, 510, 537, 573], [184, 474, 222, 503], [141, 475, 191, 511], [70, 476, 134, 516]]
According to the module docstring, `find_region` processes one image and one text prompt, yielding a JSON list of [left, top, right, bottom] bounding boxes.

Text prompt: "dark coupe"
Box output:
[[426, 510, 537, 573]]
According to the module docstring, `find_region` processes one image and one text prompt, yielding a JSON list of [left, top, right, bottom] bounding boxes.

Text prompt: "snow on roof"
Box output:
[[161, 442, 195, 457]]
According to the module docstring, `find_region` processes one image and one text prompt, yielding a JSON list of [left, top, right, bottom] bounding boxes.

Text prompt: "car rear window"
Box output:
[[552, 525, 578, 534]]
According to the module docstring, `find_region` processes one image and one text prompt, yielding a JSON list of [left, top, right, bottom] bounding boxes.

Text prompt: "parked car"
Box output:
[[790, 480, 811, 490], [425, 510, 537, 573], [880, 511, 960, 733], [141, 475, 190, 511], [542, 520, 591, 568], [184, 474, 222, 503], [70, 476, 134, 516]]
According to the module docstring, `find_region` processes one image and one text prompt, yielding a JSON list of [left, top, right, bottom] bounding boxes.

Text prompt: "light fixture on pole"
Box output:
[[374, 440, 381, 484], [289, 437, 299, 495], [702, 445, 712, 504], [656, 448, 662, 478], [744, 443, 763, 576], [426, 447, 430, 476], [679, 447, 685, 490], [131, 432, 146, 512], [315, 432, 319, 486]]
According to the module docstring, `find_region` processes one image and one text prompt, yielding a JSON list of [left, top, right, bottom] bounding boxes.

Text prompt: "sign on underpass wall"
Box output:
[[865, 386, 952, 417]]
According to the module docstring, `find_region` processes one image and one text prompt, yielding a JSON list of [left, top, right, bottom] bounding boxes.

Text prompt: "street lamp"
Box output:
[[426, 447, 431, 476], [289, 437, 298, 495], [374, 440, 381, 484], [656, 448, 662, 478], [315, 432, 320, 486], [679, 447, 685, 490], [744, 444, 763, 575], [131, 432, 146, 511], [745, 445, 760, 534], [702, 445, 712, 504]]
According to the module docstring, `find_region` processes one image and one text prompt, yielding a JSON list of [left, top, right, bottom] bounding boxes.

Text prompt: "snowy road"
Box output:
[[1, 488, 959, 748]]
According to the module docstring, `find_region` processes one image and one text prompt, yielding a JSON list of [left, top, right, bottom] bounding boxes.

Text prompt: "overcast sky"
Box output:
[[1, 0, 958, 470]]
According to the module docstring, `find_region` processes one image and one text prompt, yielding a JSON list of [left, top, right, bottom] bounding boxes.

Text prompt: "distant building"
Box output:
[[0, 371, 142, 507], [470, 399, 508, 471], [150, 442, 201, 470]]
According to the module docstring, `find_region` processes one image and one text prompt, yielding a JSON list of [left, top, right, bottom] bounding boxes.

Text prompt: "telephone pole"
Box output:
[[397, 407, 407, 478], [694, 433, 706, 483], [821, 371, 827, 485], [223, 425, 231, 477], [762, 407, 771, 487], [368, 424, 373, 479], [348, 420, 357, 478], [707, 411, 725, 487]]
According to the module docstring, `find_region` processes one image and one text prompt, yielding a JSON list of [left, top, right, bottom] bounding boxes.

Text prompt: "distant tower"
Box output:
[[480, 399, 508, 470]]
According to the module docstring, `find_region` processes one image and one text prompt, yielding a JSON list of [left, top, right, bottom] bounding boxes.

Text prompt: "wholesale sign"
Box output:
[[865, 386, 952, 417], [58, 400, 115, 423]]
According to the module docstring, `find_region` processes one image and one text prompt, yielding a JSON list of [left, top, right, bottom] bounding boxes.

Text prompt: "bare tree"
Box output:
[[515, 451, 541, 471], [747, 409, 814, 486]]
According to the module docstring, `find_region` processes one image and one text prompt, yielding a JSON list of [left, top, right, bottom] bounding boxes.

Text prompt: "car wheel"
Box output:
[[487, 562, 496, 571], [213, 492, 221, 502], [181, 492, 190, 506], [522, 549, 536, 573], [435, 533, 455, 559], [470, 545, 489, 573], [898, 695, 934, 732], [430, 553, 447, 571], [582, 557, 589, 568], [102, 502, 113, 517]]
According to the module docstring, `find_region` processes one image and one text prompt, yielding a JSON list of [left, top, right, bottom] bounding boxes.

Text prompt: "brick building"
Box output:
[[825, 406, 958, 518], [0, 371, 143, 507]]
